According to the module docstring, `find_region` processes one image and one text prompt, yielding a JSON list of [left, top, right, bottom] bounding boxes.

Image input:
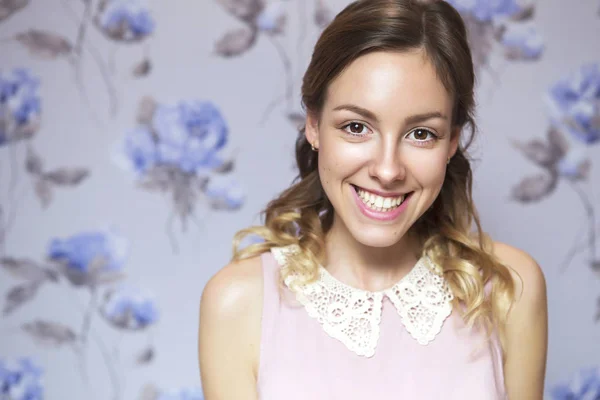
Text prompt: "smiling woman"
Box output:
[[198, 0, 548, 399]]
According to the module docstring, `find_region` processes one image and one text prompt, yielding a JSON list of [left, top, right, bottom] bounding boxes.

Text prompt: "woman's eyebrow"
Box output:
[[332, 104, 448, 125]]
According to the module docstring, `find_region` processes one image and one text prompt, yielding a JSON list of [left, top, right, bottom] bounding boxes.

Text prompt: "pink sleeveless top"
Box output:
[[256, 250, 506, 399]]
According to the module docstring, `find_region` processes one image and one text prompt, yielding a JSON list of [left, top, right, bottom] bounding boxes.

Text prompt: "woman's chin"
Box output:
[[348, 226, 405, 249]]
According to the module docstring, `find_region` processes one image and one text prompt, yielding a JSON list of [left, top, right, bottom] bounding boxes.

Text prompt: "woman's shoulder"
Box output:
[[198, 254, 267, 384], [489, 240, 546, 299], [200, 254, 266, 322], [486, 243, 548, 396]]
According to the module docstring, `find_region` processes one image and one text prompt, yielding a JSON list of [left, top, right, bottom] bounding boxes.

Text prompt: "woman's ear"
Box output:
[[305, 111, 319, 149], [449, 126, 461, 158]]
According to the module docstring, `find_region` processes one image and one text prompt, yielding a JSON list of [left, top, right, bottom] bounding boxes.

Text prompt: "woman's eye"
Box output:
[[343, 122, 370, 136], [408, 128, 436, 141]]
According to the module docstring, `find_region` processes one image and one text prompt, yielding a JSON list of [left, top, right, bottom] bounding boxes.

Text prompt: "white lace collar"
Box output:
[[271, 245, 454, 357]]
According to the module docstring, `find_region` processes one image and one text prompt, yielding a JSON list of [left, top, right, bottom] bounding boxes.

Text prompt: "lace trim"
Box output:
[[271, 245, 454, 357]]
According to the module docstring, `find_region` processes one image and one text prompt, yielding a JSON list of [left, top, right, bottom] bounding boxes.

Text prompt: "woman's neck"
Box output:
[[323, 221, 422, 292]]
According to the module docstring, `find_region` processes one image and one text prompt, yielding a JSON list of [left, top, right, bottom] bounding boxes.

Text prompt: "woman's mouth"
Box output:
[[352, 185, 411, 212], [351, 185, 413, 221]]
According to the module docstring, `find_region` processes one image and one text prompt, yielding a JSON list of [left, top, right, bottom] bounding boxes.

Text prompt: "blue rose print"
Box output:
[[0, 357, 44, 400], [122, 100, 229, 175], [551, 366, 600, 400], [546, 63, 600, 145], [123, 127, 157, 174], [0, 68, 41, 145], [445, 0, 521, 22], [101, 285, 159, 330], [98, 0, 155, 42], [204, 175, 245, 210], [119, 98, 244, 248], [256, 1, 287, 33], [47, 229, 128, 286], [152, 101, 228, 173], [156, 387, 204, 400], [501, 21, 544, 60]]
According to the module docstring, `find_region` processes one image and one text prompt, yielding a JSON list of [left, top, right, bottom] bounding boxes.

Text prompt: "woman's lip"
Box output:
[[351, 188, 412, 222], [352, 184, 408, 198]]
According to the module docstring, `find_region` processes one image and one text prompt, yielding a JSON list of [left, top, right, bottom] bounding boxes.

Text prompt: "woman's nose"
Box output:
[[368, 140, 406, 187]]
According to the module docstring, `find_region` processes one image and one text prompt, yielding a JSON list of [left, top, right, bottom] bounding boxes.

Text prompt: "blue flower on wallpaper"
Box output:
[[152, 101, 228, 173], [0, 68, 41, 145], [0, 357, 44, 400], [445, 0, 521, 22], [256, 1, 287, 33], [101, 285, 159, 330], [123, 100, 228, 175], [117, 97, 245, 244], [156, 387, 204, 400], [204, 175, 245, 210], [546, 63, 600, 145], [47, 229, 128, 286], [551, 366, 600, 399], [124, 127, 157, 174], [501, 21, 544, 60], [98, 0, 155, 42]]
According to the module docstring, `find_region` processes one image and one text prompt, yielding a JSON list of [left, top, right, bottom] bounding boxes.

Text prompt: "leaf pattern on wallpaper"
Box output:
[[43, 167, 90, 186], [24, 146, 91, 208], [4, 280, 42, 315], [133, 58, 152, 77], [25, 145, 43, 174], [511, 173, 558, 203], [511, 133, 564, 169], [138, 384, 160, 400], [215, 27, 258, 57], [512, 62, 600, 283], [314, 0, 333, 28], [135, 346, 154, 365], [0, 0, 29, 22], [0, 256, 58, 282], [15, 30, 73, 59], [217, 0, 265, 23], [22, 320, 78, 346]]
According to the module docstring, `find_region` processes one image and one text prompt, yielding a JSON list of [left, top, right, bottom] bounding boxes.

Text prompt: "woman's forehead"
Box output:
[[323, 51, 453, 121]]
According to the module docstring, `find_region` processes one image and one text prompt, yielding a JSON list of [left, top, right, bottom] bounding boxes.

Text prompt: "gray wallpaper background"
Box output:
[[0, 0, 599, 399]]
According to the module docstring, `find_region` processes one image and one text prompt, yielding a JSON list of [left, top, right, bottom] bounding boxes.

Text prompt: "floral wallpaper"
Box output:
[[0, 0, 598, 399]]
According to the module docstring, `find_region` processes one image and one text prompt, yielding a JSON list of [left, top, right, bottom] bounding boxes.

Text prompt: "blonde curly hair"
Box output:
[[231, 0, 515, 356]]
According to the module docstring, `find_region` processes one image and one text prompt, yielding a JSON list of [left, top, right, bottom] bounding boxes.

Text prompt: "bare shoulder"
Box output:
[[200, 255, 264, 317], [198, 254, 265, 399], [490, 240, 547, 303], [490, 240, 548, 399]]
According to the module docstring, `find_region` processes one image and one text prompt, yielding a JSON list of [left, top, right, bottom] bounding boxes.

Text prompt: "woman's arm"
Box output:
[[198, 256, 263, 400], [493, 241, 548, 400]]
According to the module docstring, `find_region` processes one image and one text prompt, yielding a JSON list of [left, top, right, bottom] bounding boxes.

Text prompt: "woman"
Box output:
[[198, 0, 548, 398]]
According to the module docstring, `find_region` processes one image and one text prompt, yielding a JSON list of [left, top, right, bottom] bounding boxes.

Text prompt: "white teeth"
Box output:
[[356, 188, 406, 212]]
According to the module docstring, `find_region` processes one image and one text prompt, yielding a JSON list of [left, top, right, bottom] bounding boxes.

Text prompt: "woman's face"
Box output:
[[305, 49, 459, 248]]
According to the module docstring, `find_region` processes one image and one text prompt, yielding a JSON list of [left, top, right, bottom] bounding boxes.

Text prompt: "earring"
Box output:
[[447, 157, 451, 165], [311, 143, 318, 152]]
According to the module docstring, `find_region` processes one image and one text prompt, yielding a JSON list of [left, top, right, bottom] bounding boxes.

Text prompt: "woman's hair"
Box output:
[[232, 0, 515, 355]]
